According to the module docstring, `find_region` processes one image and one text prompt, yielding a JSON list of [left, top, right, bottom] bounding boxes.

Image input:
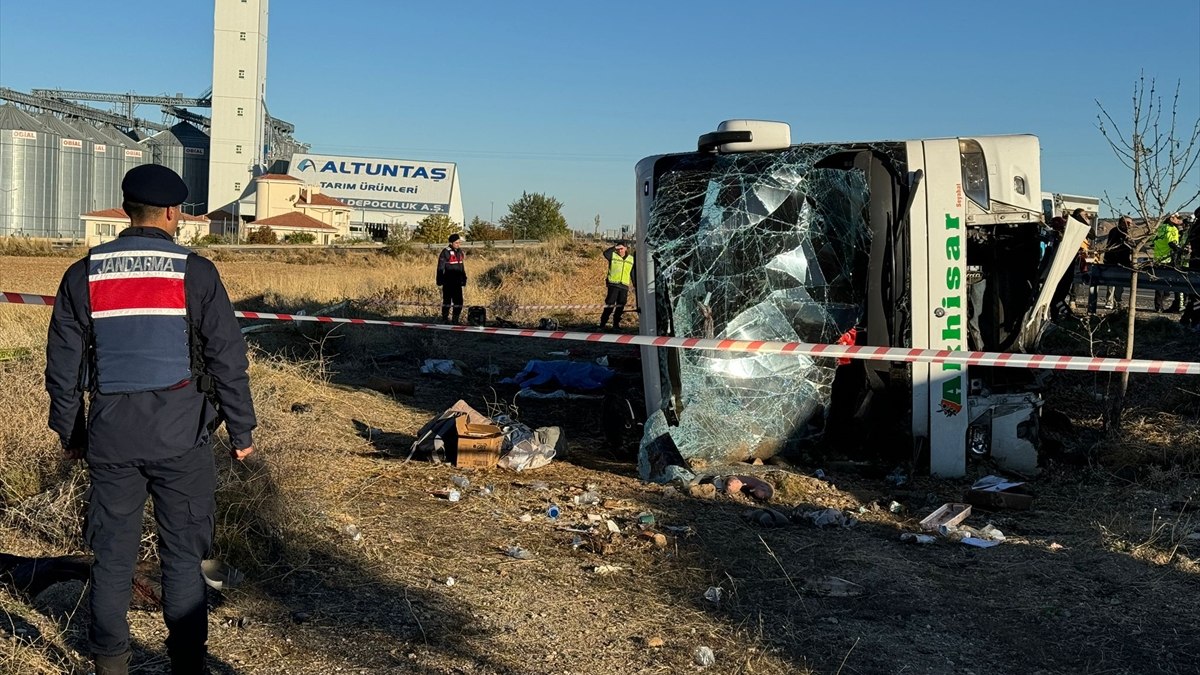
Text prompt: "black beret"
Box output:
[[121, 164, 188, 207], [448, 233, 461, 243]]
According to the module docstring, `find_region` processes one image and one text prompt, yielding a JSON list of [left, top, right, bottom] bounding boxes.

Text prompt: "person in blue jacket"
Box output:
[[45, 165, 257, 675]]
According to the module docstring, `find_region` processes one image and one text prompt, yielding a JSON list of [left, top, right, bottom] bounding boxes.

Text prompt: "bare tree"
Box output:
[[1096, 73, 1200, 433]]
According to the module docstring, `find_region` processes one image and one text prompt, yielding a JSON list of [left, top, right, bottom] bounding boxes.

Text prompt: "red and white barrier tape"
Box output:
[[383, 301, 623, 311], [4, 291, 1198, 375]]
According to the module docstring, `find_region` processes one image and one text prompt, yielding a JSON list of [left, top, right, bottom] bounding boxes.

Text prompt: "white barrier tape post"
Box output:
[[4, 291, 1198, 375]]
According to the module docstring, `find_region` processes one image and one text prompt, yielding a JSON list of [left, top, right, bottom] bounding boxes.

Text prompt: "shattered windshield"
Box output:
[[644, 146, 889, 466]]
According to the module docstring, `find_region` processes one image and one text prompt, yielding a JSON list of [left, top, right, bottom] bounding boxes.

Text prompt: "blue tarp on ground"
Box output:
[[501, 360, 615, 392]]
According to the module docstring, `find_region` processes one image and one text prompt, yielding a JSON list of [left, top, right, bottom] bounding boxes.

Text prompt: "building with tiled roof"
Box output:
[[80, 208, 213, 247], [252, 211, 339, 244]]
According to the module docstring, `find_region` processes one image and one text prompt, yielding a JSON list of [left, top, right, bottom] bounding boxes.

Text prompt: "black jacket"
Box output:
[[46, 227, 257, 465], [1103, 225, 1132, 267], [436, 246, 466, 286]]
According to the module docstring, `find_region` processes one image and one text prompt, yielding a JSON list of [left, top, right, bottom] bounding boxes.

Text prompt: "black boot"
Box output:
[[599, 308, 613, 330], [95, 651, 131, 675]]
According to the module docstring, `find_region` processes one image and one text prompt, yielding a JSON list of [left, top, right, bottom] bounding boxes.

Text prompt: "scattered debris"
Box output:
[[939, 522, 1006, 547], [342, 525, 363, 542], [451, 476, 470, 489], [639, 531, 668, 548], [887, 500, 905, 514], [591, 564, 625, 575], [687, 483, 718, 499], [290, 402, 313, 414], [444, 577, 456, 587], [693, 646, 716, 667], [605, 519, 621, 534], [420, 359, 464, 376], [222, 616, 250, 629], [546, 505, 561, 519], [919, 503, 972, 531], [965, 475, 1034, 510], [886, 466, 909, 487], [645, 636, 665, 649], [802, 576, 864, 597], [664, 525, 696, 538], [498, 424, 563, 472], [742, 507, 792, 528], [718, 475, 774, 501], [802, 508, 857, 529], [703, 586, 724, 604], [454, 416, 504, 469], [899, 533, 937, 545], [960, 537, 1000, 548], [573, 491, 601, 506], [636, 512, 656, 527], [529, 481, 550, 491], [519, 514, 533, 523], [503, 546, 533, 560], [201, 560, 244, 591]]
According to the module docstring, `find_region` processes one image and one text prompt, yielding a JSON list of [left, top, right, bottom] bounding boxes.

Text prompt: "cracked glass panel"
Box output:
[[644, 147, 876, 468]]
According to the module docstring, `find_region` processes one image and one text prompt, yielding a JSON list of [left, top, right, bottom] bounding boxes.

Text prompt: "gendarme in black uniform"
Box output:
[[436, 232, 467, 323], [45, 165, 256, 675]]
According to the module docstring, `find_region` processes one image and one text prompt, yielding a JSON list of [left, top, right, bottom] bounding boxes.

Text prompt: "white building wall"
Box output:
[[208, 0, 269, 212]]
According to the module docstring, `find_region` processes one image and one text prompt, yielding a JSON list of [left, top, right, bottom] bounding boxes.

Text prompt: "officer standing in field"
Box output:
[[436, 233, 467, 323], [599, 242, 634, 331], [45, 165, 257, 675]]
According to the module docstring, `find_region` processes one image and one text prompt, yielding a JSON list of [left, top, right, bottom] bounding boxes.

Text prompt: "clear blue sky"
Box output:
[[1, 0, 1197, 230]]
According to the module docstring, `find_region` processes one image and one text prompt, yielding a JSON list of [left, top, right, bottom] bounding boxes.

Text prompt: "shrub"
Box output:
[[381, 234, 415, 258], [283, 232, 317, 245], [191, 233, 231, 246], [246, 226, 278, 245]]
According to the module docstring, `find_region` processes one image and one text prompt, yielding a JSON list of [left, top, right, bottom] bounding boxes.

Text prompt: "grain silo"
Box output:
[[95, 123, 149, 177], [36, 113, 93, 239], [146, 122, 210, 214], [0, 105, 60, 238], [68, 120, 125, 212]]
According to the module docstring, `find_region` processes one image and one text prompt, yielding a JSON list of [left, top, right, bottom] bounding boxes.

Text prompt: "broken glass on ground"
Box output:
[[640, 146, 876, 479]]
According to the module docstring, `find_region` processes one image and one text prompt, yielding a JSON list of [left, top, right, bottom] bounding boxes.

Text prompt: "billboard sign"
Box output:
[[288, 153, 456, 215]]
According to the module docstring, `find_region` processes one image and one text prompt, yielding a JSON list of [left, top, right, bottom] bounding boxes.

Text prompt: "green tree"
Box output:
[[467, 215, 503, 242], [412, 214, 460, 244], [500, 192, 569, 241]]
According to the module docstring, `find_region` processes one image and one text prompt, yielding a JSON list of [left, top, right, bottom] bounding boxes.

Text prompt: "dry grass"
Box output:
[[0, 238, 81, 258], [2, 250, 1200, 673]]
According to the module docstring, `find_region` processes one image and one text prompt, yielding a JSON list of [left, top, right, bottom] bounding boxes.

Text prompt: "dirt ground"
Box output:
[[2, 254, 1200, 674]]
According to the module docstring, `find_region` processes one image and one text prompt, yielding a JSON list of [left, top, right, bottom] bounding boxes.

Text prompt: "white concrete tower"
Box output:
[[208, 0, 269, 214]]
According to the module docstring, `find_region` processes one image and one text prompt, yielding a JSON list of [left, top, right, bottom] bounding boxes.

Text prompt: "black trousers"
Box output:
[[86, 446, 216, 660], [600, 285, 629, 327], [441, 284, 464, 322]]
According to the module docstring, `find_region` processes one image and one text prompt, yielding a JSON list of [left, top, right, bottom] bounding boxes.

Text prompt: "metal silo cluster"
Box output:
[[0, 104, 213, 242]]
